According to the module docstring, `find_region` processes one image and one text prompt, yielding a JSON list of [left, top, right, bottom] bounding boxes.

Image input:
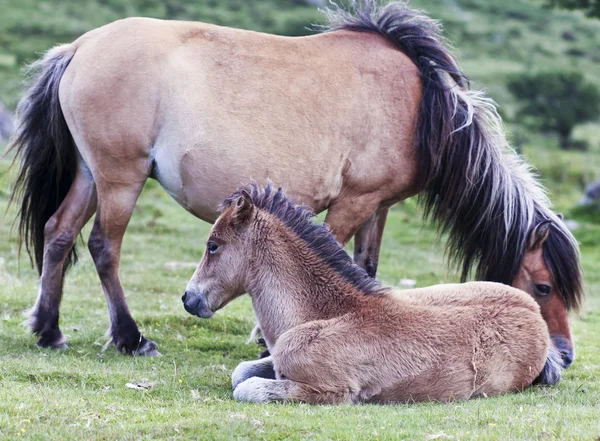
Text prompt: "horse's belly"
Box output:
[[151, 134, 346, 223]]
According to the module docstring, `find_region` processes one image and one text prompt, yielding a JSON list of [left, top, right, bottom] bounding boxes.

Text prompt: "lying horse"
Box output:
[[183, 184, 560, 404], [11, 1, 581, 361]]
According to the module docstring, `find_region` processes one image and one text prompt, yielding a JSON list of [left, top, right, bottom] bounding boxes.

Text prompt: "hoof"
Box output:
[[36, 338, 68, 350], [134, 337, 161, 357], [27, 310, 67, 349], [35, 329, 68, 350], [232, 361, 256, 389], [232, 358, 276, 389], [233, 377, 275, 403], [114, 334, 161, 356]]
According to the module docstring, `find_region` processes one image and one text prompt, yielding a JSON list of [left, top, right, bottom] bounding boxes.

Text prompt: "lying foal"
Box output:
[[182, 184, 560, 404]]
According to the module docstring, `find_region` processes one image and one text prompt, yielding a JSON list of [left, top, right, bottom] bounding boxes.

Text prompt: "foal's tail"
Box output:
[[324, 1, 558, 284], [9, 44, 78, 274], [534, 342, 562, 386]]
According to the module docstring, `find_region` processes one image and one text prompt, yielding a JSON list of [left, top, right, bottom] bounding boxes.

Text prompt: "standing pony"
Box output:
[[183, 184, 561, 404], [10, 1, 582, 360]]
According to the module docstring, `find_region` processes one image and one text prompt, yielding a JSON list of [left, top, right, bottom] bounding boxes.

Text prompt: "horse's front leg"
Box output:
[[352, 206, 390, 278], [232, 355, 276, 389]]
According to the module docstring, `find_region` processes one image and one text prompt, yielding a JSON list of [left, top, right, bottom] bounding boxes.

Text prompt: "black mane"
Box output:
[[222, 183, 384, 296], [542, 217, 583, 312], [322, 0, 583, 311]]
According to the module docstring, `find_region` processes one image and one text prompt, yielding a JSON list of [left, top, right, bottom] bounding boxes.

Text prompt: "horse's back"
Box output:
[[58, 17, 422, 220]]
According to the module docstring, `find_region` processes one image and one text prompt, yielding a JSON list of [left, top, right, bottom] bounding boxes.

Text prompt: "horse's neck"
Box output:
[[247, 244, 361, 347]]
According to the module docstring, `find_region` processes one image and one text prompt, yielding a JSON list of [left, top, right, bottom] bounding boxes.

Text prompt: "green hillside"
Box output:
[[2, 0, 600, 109]]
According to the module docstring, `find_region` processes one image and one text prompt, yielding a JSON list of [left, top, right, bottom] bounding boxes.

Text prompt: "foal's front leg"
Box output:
[[232, 355, 276, 389], [233, 377, 353, 404]]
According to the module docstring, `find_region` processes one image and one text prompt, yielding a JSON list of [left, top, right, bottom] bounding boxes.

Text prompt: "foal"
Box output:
[[183, 184, 560, 404]]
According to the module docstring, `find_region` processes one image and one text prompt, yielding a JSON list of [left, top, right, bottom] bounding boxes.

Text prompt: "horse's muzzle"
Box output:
[[181, 291, 213, 318], [552, 335, 575, 368]]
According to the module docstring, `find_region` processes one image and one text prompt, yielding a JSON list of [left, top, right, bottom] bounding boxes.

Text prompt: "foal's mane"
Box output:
[[222, 183, 384, 296]]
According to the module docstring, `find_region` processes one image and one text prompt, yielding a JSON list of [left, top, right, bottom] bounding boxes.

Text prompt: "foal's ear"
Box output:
[[232, 190, 253, 223], [528, 220, 552, 251]]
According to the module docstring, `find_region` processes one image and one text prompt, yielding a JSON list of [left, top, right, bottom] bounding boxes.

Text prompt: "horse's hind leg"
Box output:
[[88, 174, 159, 356], [30, 168, 97, 348]]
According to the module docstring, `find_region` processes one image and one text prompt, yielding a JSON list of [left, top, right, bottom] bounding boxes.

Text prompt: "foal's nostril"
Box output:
[[181, 292, 188, 303]]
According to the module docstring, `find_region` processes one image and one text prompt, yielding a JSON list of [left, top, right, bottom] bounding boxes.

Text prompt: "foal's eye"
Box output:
[[207, 241, 220, 255], [534, 284, 551, 297]]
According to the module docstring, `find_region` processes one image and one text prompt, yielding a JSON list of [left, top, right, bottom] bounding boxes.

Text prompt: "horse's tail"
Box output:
[[323, 1, 570, 285], [534, 341, 562, 386], [9, 44, 78, 275]]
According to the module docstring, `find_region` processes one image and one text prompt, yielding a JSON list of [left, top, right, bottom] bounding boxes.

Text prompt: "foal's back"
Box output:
[[374, 282, 550, 401]]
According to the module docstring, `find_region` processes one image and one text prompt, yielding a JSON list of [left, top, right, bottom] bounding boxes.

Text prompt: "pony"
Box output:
[[182, 183, 561, 404], [10, 1, 582, 361]]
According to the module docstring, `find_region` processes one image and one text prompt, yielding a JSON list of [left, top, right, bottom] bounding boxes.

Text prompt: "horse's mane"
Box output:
[[222, 183, 385, 296], [322, 0, 583, 311]]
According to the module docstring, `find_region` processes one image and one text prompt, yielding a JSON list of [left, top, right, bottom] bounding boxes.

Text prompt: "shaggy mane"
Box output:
[[222, 183, 385, 296], [321, 0, 583, 311]]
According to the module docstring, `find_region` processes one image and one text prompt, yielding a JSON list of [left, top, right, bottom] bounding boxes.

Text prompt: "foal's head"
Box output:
[[182, 183, 383, 318], [511, 218, 583, 368], [182, 190, 255, 318]]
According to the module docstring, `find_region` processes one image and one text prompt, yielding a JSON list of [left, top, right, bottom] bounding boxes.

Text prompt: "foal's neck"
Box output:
[[246, 220, 365, 347]]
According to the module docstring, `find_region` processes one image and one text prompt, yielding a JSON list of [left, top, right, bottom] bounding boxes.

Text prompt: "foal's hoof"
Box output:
[[233, 377, 275, 403], [115, 335, 161, 357], [232, 360, 263, 389]]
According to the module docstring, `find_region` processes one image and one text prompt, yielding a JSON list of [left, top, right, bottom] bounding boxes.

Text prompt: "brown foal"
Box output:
[[183, 184, 560, 404]]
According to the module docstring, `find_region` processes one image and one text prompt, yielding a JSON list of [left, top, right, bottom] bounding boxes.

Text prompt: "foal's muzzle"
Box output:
[[181, 291, 213, 318]]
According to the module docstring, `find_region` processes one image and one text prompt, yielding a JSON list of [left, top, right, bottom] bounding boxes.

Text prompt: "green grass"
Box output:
[[1, 145, 599, 441]]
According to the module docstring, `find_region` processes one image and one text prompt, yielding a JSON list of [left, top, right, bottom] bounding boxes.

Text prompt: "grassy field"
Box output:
[[0, 147, 599, 441], [1, 0, 600, 440]]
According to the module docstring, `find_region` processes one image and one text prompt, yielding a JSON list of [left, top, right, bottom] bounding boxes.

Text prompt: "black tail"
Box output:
[[324, 1, 563, 286], [534, 342, 562, 386], [9, 45, 77, 274]]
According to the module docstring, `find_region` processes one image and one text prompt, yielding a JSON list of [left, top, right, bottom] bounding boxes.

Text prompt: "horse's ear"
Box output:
[[528, 220, 552, 251], [232, 190, 253, 223]]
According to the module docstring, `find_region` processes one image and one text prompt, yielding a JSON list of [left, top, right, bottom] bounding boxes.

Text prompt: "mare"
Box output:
[[182, 184, 561, 404], [10, 1, 582, 359]]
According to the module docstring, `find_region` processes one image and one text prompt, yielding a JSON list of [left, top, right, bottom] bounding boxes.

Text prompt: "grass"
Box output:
[[0, 144, 599, 441]]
